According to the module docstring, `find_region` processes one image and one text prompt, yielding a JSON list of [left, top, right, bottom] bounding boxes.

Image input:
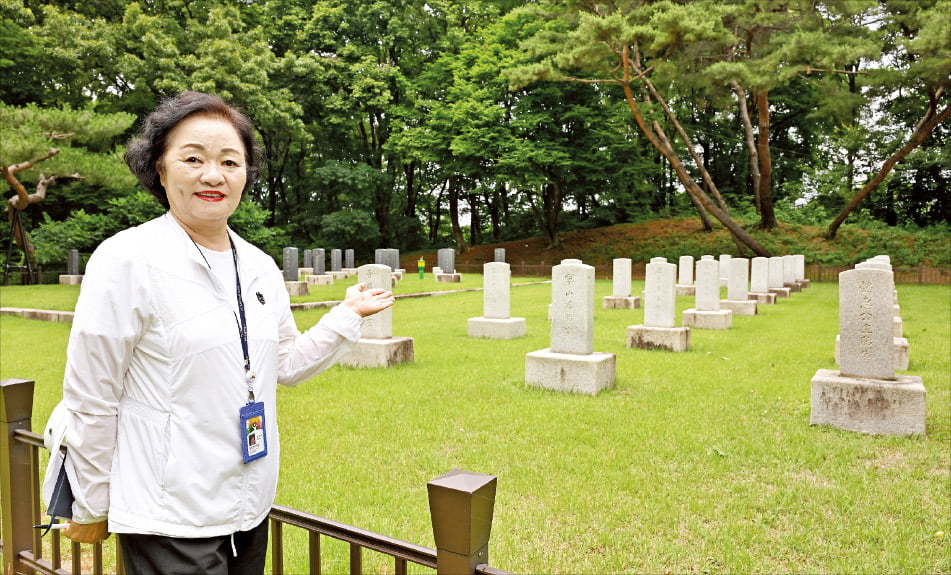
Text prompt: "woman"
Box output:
[[59, 91, 394, 574]]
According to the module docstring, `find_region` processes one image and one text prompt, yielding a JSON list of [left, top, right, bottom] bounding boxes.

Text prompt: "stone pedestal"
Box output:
[[894, 316, 903, 338], [298, 267, 314, 276], [525, 349, 615, 396], [835, 335, 910, 371], [682, 309, 732, 329], [602, 296, 640, 309], [468, 317, 526, 339], [784, 282, 802, 293], [285, 281, 309, 296], [305, 274, 333, 286], [58, 275, 83, 285], [436, 273, 461, 283], [719, 299, 757, 316], [626, 325, 690, 352], [675, 285, 695, 296], [769, 287, 791, 298], [338, 337, 415, 368], [797, 279, 810, 289], [810, 369, 926, 435], [748, 292, 776, 305], [342, 268, 358, 276], [330, 271, 349, 280]]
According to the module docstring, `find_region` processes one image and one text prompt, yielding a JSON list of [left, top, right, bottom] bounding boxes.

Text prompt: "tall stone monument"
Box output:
[[627, 258, 690, 352], [810, 267, 926, 435], [305, 248, 333, 287], [283, 247, 308, 296], [747, 257, 776, 304], [468, 262, 526, 339], [436, 248, 461, 282], [59, 249, 83, 285], [767, 256, 790, 298], [683, 258, 732, 329], [720, 257, 757, 315], [676, 255, 695, 296], [603, 258, 640, 309], [338, 264, 414, 368], [526, 260, 615, 395]]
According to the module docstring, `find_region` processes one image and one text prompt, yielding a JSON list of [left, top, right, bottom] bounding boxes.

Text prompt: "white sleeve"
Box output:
[[276, 301, 363, 386], [61, 240, 148, 523]]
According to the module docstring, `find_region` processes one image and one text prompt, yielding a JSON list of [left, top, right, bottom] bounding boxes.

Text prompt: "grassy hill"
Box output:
[[411, 218, 951, 269]]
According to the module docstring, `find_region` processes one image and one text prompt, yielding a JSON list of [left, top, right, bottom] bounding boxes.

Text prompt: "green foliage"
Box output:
[[315, 210, 381, 255]]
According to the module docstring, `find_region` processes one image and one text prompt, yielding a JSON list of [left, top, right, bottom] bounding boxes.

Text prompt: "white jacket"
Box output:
[[61, 213, 362, 537]]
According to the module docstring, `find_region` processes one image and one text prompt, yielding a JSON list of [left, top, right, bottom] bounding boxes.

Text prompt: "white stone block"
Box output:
[[285, 281, 309, 296], [602, 296, 640, 309], [682, 309, 732, 329], [468, 317, 526, 339], [626, 325, 691, 352], [834, 335, 911, 372], [525, 349, 615, 395], [675, 285, 696, 297], [337, 337, 415, 368], [810, 369, 926, 436], [58, 275, 83, 285], [305, 274, 333, 286], [748, 292, 776, 305], [436, 273, 461, 283], [720, 299, 757, 316]]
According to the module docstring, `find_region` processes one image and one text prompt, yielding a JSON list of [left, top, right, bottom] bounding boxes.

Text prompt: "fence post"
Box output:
[[427, 469, 497, 575], [1, 379, 37, 575]]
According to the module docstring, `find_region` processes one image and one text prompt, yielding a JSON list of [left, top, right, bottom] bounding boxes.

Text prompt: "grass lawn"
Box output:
[[1, 276, 948, 574]]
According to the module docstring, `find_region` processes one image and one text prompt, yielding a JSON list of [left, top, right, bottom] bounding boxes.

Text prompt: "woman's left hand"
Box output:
[[343, 282, 395, 318]]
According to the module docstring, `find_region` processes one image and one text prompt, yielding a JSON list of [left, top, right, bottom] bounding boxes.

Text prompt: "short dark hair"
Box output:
[[124, 91, 263, 209]]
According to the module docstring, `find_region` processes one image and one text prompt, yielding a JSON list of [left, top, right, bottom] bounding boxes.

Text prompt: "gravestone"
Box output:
[[683, 258, 732, 329], [794, 254, 809, 289], [720, 257, 757, 315], [282, 247, 308, 296], [747, 257, 776, 304], [344, 249, 355, 270], [810, 267, 925, 435], [526, 259, 615, 395], [329, 249, 348, 279], [468, 262, 526, 339], [627, 257, 690, 352], [305, 248, 332, 286], [767, 256, 790, 298], [603, 258, 640, 309], [676, 255, 695, 296], [436, 248, 461, 282], [338, 264, 414, 368], [59, 249, 83, 285], [494, 248, 505, 263], [783, 255, 800, 292], [302, 248, 313, 270], [718, 254, 731, 287]]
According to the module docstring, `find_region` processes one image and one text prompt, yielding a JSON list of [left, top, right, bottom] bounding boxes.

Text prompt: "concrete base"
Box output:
[[305, 274, 333, 286], [299, 267, 314, 275], [602, 296, 640, 309], [436, 273, 461, 283], [337, 337, 415, 368], [810, 369, 926, 436], [626, 325, 691, 352], [525, 349, 616, 396], [748, 292, 776, 305], [682, 308, 732, 329], [719, 299, 757, 316], [392, 271, 403, 281], [58, 275, 83, 285], [835, 335, 910, 371], [468, 317, 526, 339], [285, 281, 309, 296], [330, 271, 349, 280], [784, 282, 802, 293], [769, 287, 791, 298], [675, 285, 696, 297], [798, 279, 810, 289], [342, 268, 358, 275]]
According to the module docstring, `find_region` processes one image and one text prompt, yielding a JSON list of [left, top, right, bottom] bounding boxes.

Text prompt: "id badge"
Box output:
[[239, 402, 268, 464]]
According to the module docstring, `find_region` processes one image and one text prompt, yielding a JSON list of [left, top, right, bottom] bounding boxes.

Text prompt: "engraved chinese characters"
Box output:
[[550, 260, 595, 355], [838, 268, 895, 379]]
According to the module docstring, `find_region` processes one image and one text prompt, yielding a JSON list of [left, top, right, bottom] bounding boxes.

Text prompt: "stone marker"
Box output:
[[720, 257, 757, 315], [494, 248, 505, 263], [683, 258, 732, 329], [627, 257, 690, 352], [526, 259, 615, 395], [331, 249, 342, 272], [282, 247, 308, 296], [747, 257, 776, 304], [313, 249, 326, 275], [603, 258, 640, 309], [338, 264, 414, 368], [794, 254, 809, 289], [834, 259, 909, 370], [718, 254, 731, 287], [303, 249, 313, 270], [345, 249, 355, 269], [436, 248, 461, 282], [767, 256, 790, 298], [59, 249, 83, 285], [783, 255, 800, 292], [305, 248, 332, 286], [468, 262, 526, 339], [810, 267, 925, 435], [676, 255, 695, 296]]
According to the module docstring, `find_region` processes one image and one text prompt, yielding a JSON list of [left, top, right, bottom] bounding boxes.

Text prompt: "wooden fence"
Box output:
[[0, 379, 511, 575]]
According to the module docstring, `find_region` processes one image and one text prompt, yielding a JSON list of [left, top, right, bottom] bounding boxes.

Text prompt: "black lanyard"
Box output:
[[229, 235, 256, 404]]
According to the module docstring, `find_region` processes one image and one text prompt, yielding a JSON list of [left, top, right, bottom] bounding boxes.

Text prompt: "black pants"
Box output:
[[117, 519, 269, 575]]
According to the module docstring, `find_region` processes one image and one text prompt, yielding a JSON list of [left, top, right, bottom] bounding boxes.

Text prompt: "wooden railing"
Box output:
[[1, 379, 509, 575]]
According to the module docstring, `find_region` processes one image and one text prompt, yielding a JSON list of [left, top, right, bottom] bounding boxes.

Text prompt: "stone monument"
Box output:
[[683, 258, 732, 329], [338, 264, 414, 368], [436, 248, 461, 282], [720, 257, 757, 315], [283, 247, 308, 296], [526, 259, 615, 395], [603, 258, 640, 309], [810, 267, 926, 435], [59, 249, 83, 285], [627, 257, 690, 352], [747, 257, 776, 304], [767, 256, 791, 298], [468, 262, 526, 339], [305, 248, 333, 286], [676, 255, 695, 296]]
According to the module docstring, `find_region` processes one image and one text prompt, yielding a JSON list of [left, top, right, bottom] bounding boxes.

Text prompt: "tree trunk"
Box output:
[[448, 175, 468, 252], [732, 81, 761, 214], [826, 99, 950, 239], [754, 90, 778, 230]]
